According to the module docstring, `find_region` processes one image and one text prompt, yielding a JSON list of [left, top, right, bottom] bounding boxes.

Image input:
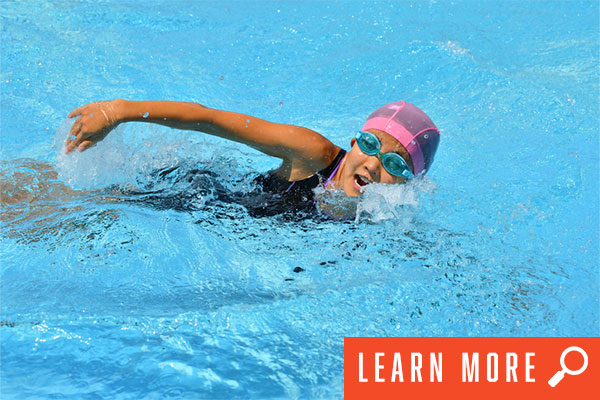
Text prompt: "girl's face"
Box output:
[[334, 129, 413, 197]]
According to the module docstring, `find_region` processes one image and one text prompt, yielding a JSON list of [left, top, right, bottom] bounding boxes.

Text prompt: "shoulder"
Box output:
[[280, 133, 342, 181]]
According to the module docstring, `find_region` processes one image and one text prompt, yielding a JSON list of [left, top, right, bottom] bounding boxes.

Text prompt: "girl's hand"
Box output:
[[65, 100, 119, 153]]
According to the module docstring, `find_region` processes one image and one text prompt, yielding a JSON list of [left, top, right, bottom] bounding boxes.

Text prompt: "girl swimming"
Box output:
[[66, 99, 439, 212]]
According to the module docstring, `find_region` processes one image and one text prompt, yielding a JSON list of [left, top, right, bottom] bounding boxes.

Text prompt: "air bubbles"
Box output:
[[89, 113, 94, 117], [246, 119, 250, 123], [424, 134, 429, 139], [143, 112, 149, 119]]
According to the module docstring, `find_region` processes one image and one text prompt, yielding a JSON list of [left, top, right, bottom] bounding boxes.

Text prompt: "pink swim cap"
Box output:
[[362, 101, 440, 176]]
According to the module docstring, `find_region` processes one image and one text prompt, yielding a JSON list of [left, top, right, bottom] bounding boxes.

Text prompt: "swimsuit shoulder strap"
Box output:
[[321, 149, 346, 188]]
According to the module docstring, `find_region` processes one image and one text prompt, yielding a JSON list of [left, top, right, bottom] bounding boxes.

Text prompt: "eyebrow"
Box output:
[[373, 133, 405, 156]]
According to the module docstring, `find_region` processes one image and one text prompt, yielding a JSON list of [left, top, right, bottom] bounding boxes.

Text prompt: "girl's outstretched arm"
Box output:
[[67, 99, 340, 180]]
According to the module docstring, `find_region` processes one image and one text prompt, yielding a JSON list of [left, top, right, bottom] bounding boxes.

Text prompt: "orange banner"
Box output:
[[344, 337, 599, 400]]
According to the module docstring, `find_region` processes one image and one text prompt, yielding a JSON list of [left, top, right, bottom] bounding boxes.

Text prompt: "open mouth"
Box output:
[[354, 174, 372, 189]]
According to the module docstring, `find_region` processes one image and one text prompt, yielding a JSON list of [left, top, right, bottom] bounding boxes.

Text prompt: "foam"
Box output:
[[53, 119, 192, 190], [355, 178, 435, 223], [313, 178, 435, 223]]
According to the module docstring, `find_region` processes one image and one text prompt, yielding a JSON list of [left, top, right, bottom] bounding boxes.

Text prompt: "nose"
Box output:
[[363, 155, 382, 182]]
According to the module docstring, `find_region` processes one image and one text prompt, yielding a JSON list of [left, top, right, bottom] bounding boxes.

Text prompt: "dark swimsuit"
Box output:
[[118, 149, 347, 219], [252, 149, 346, 214], [255, 149, 346, 197]]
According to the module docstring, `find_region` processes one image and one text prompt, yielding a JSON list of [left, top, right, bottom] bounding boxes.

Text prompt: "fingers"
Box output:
[[68, 105, 86, 118], [77, 139, 94, 152], [64, 102, 112, 153], [65, 137, 80, 154], [64, 119, 82, 153], [69, 119, 82, 136], [65, 135, 90, 154]]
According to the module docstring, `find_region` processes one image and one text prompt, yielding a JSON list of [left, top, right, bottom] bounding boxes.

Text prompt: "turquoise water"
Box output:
[[1, 0, 598, 398]]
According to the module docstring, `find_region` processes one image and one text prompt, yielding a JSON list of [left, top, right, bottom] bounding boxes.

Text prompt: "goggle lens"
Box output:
[[357, 133, 380, 155]]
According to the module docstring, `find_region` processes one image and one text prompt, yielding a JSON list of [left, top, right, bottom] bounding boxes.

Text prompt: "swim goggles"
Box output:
[[355, 131, 414, 179]]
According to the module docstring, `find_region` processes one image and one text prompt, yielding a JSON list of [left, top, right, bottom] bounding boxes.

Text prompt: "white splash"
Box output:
[[356, 178, 435, 223], [313, 186, 360, 220], [53, 119, 189, 190], [314, 178, 435, 223], [436, 40, 471, 58]]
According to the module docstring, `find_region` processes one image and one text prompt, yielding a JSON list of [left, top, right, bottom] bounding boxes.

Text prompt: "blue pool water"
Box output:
[[1, 0, 598, 398]]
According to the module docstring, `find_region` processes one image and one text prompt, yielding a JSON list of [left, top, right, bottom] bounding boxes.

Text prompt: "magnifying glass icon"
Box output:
[[547, 346, 588, 387]]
